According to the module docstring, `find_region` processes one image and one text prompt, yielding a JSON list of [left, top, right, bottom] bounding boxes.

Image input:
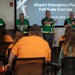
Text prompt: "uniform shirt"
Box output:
[[16, 19, 29, 33], [11, 36, 51, 61], [0, 18, 6, 26], [41, 17, 54, 33], [64, 18, 75, 28]]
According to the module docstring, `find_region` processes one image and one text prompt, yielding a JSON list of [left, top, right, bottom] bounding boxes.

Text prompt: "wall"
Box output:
[[0, 0, 14, 29], [54, 28, 65, 46]]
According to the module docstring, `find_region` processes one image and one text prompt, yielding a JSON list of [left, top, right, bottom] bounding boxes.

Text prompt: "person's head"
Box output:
[[0, 26, 6, 42], [64, 26, 72, 39], [14, 30, 24, 44], [45, 10, 51, 18], [29, 24, 41, 36], [19, 13, 24, 20], [69, 12, 74, 19]]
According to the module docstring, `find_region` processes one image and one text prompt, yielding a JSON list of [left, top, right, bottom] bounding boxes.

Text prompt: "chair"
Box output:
[[0, 54, 8, 65], [0, 42, 12, 66], [48, 47, 61, 75], [7, 48, 12, 58], [0, 54, 7, 75], [0, 55, 8, 75], [51, 47, 61, 63], [0, 42, 12, 54], [61, 57, 75, 75], [12, 57, 46, 75]]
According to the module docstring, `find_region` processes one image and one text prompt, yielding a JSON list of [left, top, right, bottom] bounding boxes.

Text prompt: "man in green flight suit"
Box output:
[[0, 18, 6, 26], [41, 10, 57, 49], [64, 12, 75, 29], [16, 13, 29, 35]]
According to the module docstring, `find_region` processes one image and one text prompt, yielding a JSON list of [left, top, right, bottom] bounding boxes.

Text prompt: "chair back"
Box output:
[[0, 42, 12, 54], [0, 55, 8, 75], [7, 48, 12, 58], [62, 57, 75, 75], [12, 57, 45, 75], [51, 47, 61, 63]]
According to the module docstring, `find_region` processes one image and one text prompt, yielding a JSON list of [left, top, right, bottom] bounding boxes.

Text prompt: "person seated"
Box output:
[[58, 29, 75, 75], [6, 30, 24, 55], [59, 26, 72, 47], [16, 13, 29, 34], [0, 26, 13, 42], [6, 24, 51, 68], [0, 18, 6, 26]]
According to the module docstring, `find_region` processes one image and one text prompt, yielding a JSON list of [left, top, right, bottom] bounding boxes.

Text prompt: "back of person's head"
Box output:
[[63, 27, 72, 44], [63, 26, 72, 40], [0, 26, 6, 42], [29, 24, 41, 36], [14, 30, 24, 44]]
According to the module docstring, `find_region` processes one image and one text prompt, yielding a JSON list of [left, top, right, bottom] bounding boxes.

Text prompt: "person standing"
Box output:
[[16, 13, 29, 35], [41, 10, 57, 49], [64, 12, 75, 28]]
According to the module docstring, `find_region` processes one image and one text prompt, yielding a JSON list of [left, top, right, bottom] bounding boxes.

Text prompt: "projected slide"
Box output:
[[16, 0, 75, 26]]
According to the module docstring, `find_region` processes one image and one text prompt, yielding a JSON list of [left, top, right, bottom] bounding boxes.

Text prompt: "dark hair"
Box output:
[[29, 24, 41, 36], [0, 26, 6, 42], [13, 30, 24, 44], [62, 26, 72, 41]]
